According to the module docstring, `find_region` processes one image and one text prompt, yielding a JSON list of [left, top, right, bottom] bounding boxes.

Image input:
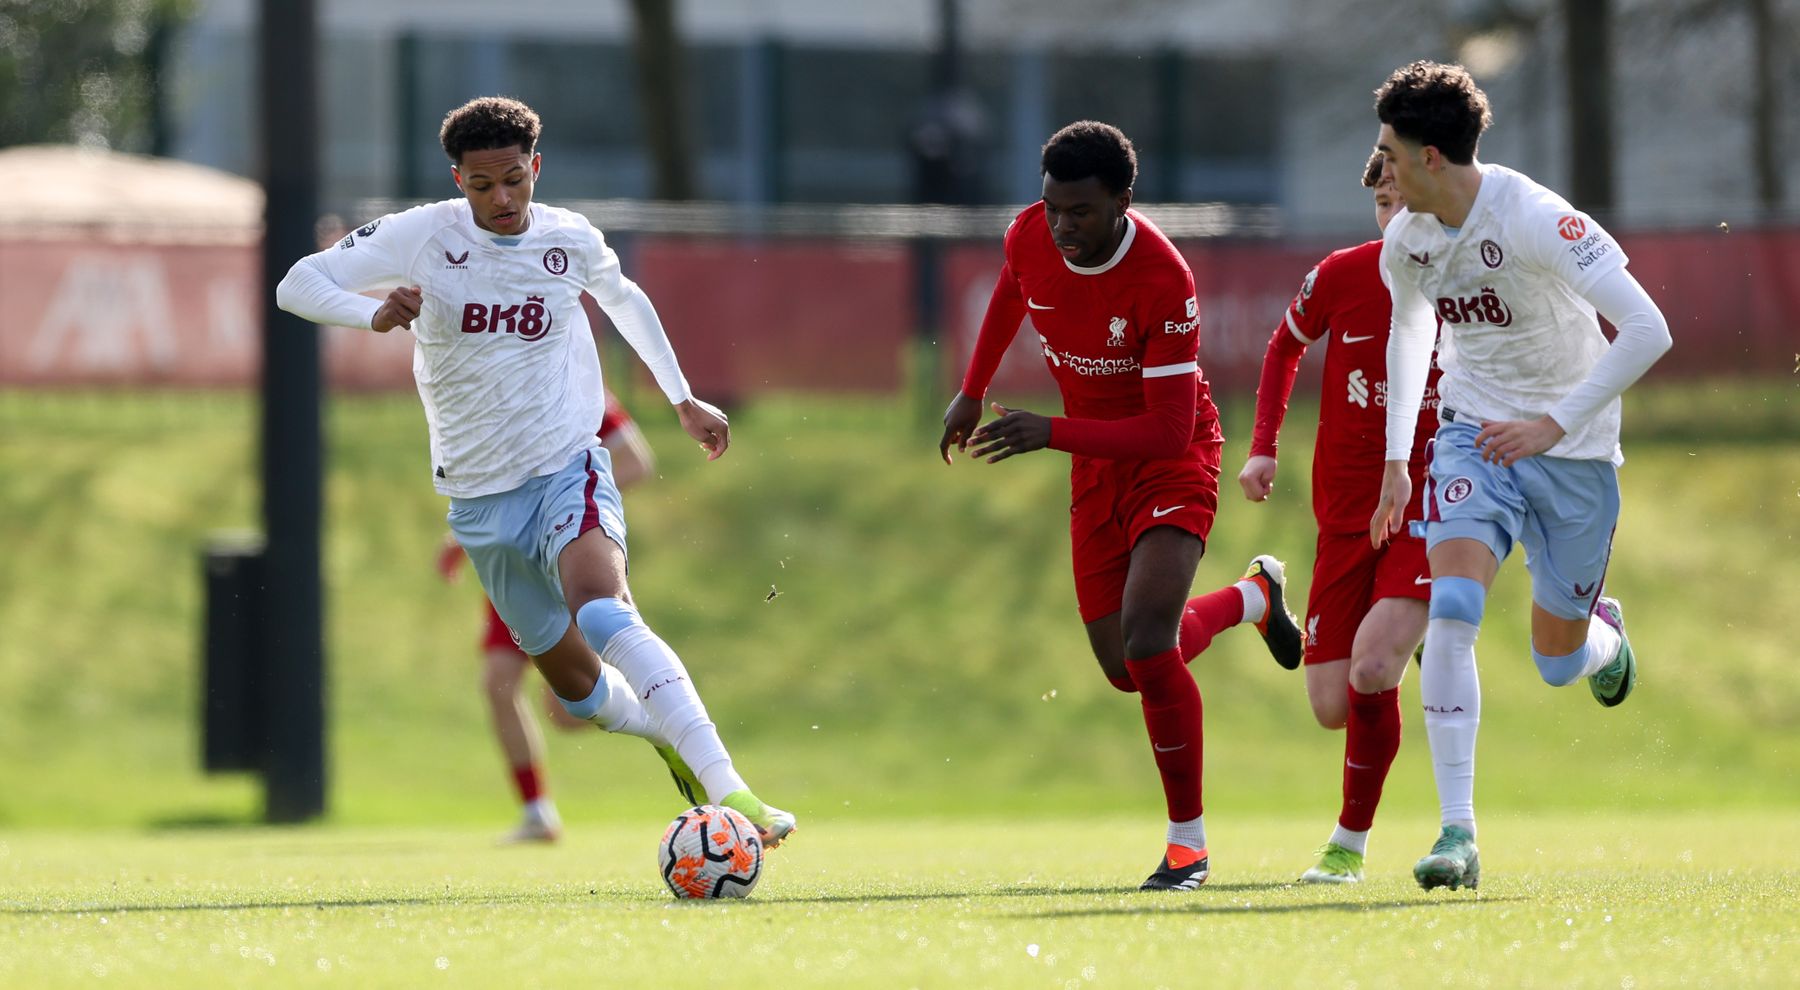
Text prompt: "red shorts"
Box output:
[[482, 598, 527, 656], [1302, 530, 1430, 665], [1069, 442, 1222, 623]]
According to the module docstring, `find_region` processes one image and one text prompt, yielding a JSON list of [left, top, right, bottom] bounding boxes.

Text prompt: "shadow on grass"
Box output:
[[3, 883, 1515, 918], [0, 891, 584, 916], [1018, 893, 1527, 919], [750, 881, 1295, 906], [144, 813, 258, 830]]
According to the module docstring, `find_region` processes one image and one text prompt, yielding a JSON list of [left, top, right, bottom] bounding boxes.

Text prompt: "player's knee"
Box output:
[[1428, 576, 1487, 626], [1347, 661, 1389, 696], [575, 596, 642, 654], [1119, 619, 1178, 661], [1531, 645, 1589, 687]]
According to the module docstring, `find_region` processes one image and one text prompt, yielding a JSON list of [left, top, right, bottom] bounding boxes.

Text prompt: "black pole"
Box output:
[[1564, 0, 1613, 211], [1749, 0, 1784, 211], [258, 0, 326, 823], [395, 31, 422, 199], [1156, 49, 1182, 203]]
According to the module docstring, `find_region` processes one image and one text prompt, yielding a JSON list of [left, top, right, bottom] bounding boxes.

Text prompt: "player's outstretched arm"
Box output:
[[675, 398, 730, 461], [967, 402, 1051, 463], [1243, 262, 1323, 500], [944, 264, 1029, 464], [1380, 247, 1436, 472], [1544, 266, 1673, 440], [275, 209, 421, 329], [939, 393, 984, 463]]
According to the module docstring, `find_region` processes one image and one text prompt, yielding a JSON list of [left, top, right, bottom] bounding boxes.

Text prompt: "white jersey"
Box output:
[[1382, 164, 1628, 463], [277, 199, 691, 497]]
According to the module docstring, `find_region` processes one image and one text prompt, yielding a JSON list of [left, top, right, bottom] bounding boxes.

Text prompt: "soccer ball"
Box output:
[[658, 805, 764, 899]]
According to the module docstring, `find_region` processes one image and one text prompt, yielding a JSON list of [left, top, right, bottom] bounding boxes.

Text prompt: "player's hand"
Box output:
[[938, 393, 983, 464], [436, 534, 465, 583], [968, 402, 1051, 463], [371, 285, 422, 333], [1475, 415, 1565, 467], [1239, 455, 1279, 502], [1369, 460, 1412, 548], [676, 398, 730, 461]]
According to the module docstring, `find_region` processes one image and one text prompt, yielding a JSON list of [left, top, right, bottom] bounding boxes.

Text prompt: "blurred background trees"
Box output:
[[0, 0, 194, 153]]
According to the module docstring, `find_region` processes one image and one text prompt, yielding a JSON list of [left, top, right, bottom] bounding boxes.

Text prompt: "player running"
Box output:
[[277, 96, 794, 847], [940, 121, 1303, 892], [1368, 62, 1672, 890], [438, 391, 664, 843], [1237, 153, 1440, 883]]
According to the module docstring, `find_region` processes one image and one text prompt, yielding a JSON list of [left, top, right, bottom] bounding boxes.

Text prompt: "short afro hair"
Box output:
[[440, 96, 542, 164], [1362, 150, 1385, 188], [1374, 60, 1491, 165], [1041, 120, 1137, 196]]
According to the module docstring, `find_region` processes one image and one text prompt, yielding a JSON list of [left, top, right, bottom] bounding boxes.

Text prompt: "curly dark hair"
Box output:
[[439, 96, 542, 164], [1362, 150, 1385, 188], [1374, 61, 1491, 165], [1041, 120, 1137, 196]]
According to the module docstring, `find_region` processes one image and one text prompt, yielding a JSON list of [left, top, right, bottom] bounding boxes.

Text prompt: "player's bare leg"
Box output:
[[1528, 600, 1635, 706], [482, 646, 560, 842], [1305, 660, 1351, 730], [1302, 597, 1424, 882], [552, 527, 794, 846]]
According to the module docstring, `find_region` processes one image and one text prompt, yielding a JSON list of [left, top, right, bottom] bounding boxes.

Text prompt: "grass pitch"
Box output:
[[3, 812, 1795, 989]]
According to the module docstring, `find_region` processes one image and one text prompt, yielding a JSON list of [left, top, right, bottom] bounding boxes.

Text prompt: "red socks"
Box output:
[[1179, 587, 1246, 662], [1340, 686, 1401, 832], [1125, 647, 1205, 821], [512, 764, 545, 805]]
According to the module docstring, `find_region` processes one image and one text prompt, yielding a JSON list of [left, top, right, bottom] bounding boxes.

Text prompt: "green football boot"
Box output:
[[1588, 597, 1637, 707], [720, 789, 797, 849], [1413, 825, 1480, 891], [1299, 842, 1365, 884], [653, 744, 704, 807]]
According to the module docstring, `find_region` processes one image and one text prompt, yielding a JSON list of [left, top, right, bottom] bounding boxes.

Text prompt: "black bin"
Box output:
[[202, 533, 267, 773]]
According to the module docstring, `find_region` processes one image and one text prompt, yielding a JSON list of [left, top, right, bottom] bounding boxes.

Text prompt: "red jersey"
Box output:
[[962, 205, 1223, 460], [1250, 240, 1440, 533]]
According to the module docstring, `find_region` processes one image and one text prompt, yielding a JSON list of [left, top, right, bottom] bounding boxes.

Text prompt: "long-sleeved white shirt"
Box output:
[[277, 199, 692, 497], [1381, 164, 1671, 466]]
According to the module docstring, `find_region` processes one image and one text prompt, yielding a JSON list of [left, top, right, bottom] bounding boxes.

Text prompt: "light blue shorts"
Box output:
[[447, 445, 627, 656], [1422, 416, 1618, 620]]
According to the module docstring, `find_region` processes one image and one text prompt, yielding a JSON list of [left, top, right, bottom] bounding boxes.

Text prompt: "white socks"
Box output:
[[1234, 581, 1267, 625], [599, 622, 747, 803], [1421, 615, 1481, 830], [1329, 824, 1369, 856], [1577, 614, 1622, 678], [589, 662, 668, 744], [1167, 814, 1207, 851]]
